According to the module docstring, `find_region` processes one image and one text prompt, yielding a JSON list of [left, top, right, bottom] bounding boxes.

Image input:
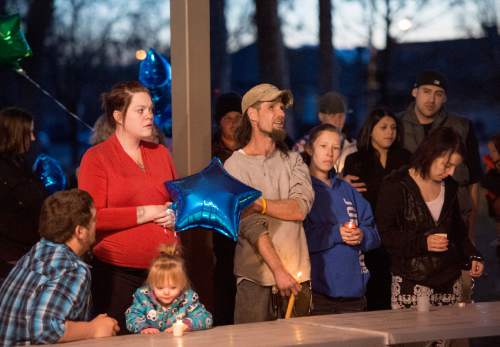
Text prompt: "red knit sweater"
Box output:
[[78, 134, 178, 268]]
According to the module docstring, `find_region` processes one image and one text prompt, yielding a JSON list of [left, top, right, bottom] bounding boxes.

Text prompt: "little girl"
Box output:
[[304, 123, 380, 314], [125, 245, 213, 334]]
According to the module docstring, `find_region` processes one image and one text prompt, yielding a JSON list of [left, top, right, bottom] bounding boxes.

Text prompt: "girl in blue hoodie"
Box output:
[[304, 123, 381, 314]]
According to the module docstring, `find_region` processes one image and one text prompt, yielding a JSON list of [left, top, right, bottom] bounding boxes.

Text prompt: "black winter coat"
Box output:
[[375, 168, 480, 289], [0, 154, 48, 271], [344, 147, 411, 210]]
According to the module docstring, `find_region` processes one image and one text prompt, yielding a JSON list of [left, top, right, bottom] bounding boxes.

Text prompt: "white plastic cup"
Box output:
[[417, 295, 430, 312], [345, 220, 357, 229]]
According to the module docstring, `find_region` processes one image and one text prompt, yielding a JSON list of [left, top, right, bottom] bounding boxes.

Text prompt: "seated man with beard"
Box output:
[[0, 189, 119, 346]]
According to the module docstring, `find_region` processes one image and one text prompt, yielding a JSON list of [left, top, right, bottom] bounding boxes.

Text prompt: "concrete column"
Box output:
[[170, 0, 213, 313], [171, 0, 211, 176]]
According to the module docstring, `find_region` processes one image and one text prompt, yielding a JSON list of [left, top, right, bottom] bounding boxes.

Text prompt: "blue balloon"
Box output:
[[33, 154, 67, 194], [165, 158, 261, 241], [154, 104, 172, 137], [139, 48, 171, 90], [139, 48, 172, 137]]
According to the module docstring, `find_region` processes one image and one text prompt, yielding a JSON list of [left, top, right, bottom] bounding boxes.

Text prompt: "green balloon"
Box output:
[[0, 14, 32, 69]]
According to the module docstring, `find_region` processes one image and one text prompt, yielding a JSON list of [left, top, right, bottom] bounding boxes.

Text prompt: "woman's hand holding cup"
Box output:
[[340, 221, 363, 246], [427, 233, 448, 252]]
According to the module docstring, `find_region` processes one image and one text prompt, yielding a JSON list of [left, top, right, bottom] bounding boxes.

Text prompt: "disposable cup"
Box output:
[[417, 295, 430, 312]]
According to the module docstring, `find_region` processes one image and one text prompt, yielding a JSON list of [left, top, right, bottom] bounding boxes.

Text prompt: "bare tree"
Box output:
[[211, 0, 231, 94], [377, 0, 394, 104], [0, 0, 7, 14], [25, 0, 54, 76], [254, 0, 290, 88], [41, 0, 169, 165], [319, 0, 335, 93], [476, 0, 499, 35], [454, 0, 499, 37], [226, 1, 255, 53], [22, 0, 55, 117], [0, 0, 29, 15], [346, 0, 433, 104]]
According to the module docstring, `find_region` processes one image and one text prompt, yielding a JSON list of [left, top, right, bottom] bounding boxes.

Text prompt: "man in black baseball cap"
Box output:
[[399, 70, 483, 303], [413, 70, 448, 92], [408, 70, 449, 126]]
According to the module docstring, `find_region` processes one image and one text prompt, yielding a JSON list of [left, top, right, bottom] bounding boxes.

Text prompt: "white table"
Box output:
[[56, 319, 384, 346], [53, 301, 500, 346], [294, 301, 500, 345]]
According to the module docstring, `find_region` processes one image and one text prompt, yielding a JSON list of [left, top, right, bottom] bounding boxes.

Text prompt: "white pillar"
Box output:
[[170, 0, 211, 176], [169, 0, 214, 312]]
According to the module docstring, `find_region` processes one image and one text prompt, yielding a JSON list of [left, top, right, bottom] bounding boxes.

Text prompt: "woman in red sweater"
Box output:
[[78, 81, 177, 333]]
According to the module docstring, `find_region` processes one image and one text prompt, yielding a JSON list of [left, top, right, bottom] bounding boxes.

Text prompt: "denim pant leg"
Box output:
[[234, 279, 274, 324]]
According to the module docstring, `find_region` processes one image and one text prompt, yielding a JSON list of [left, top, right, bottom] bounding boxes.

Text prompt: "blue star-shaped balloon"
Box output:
[[165, 158, 261, 241], [139, 48, 171, 90]]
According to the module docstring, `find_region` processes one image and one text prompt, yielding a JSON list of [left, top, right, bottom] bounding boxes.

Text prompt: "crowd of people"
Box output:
[[0, 69, 497, 346]]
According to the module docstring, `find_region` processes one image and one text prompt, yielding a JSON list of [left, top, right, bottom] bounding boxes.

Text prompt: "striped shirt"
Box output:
[[0, 238, 91, 346]]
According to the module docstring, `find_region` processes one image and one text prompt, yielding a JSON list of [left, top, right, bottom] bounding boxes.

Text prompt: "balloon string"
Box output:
[[15, 68, 93, 130]]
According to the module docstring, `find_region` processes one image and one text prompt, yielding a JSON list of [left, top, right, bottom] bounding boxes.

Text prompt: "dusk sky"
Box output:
[[226, 0, 494, 50], [45, 0, 497, 61]]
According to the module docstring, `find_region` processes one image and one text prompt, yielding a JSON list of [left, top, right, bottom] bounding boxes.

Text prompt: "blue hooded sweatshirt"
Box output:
[[304, 175, 380, 298]]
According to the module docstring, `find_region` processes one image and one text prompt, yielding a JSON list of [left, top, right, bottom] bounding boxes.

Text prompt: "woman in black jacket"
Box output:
[[0, 107, 48, 283], [376, 127, 483, 310], [344, 108, 411, 310]]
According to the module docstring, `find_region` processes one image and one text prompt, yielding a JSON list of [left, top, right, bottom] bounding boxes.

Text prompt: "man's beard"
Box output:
[[259, 125, 287, 143]]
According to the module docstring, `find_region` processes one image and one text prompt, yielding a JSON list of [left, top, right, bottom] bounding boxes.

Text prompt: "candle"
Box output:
[[417, 295, 430, 312], [284, 272, 302, 319], [284, 293, 295, 319], [173, 319, 184, 337]]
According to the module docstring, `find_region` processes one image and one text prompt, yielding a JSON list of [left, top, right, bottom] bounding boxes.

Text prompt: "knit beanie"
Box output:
[[214, 92, 242, 123]]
